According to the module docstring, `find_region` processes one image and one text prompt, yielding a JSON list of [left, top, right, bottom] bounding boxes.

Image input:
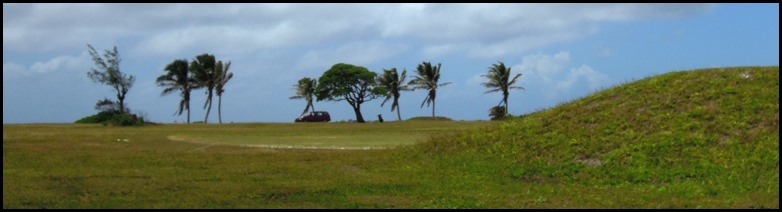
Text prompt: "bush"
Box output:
[[407, 116, 453, 121], [489, 106, 509, 121], [107, 113, 145, 126], [75, 111, 119, 124], [75, 111, 146, 126]]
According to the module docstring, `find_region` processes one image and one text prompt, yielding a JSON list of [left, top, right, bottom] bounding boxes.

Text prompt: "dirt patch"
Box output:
[[240, 144, 388, 150], [577, 158, 602, 167], [168, 135, 387, 150]]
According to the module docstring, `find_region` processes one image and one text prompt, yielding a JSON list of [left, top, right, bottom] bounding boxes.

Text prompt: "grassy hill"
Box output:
[[396, 66, 778, 208]]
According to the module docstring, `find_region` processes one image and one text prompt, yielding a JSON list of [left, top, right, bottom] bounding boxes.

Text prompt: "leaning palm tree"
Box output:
[[481, 61, 523, 116], [189, 54, 217, 123], [156, 59, 194, 123], [408, 61, 451, 118], [289, 77, 318, 114], [214, 60, 233, 124], [376, 68, 409, 121]]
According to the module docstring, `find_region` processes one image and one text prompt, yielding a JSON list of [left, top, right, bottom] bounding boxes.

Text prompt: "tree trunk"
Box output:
[[503, 93, 509, 117], [204, 90, 213, 123], [118, 94, 125, 114], [397, 104, 402, 121], [353, 105, 365, 123], [218, 95, 223, 124], [186, 101, 191, 124], [432, 99, 436, 118]]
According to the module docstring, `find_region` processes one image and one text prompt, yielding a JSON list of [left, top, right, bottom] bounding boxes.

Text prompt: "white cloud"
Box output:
[[5, 3, 714, 57], [514, 51, 611, 98], [3, 52, 88, 79], [421, 44, 460, 58], [557, 65, 610, 91], [294, 40, 408, 72], [516, 52, 571, 84]]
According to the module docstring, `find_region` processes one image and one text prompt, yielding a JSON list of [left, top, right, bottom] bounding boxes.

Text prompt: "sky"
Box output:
[[3, 3, 779, 124]]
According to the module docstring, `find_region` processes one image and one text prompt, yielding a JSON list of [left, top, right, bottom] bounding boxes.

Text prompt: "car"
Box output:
[[295, 111, 331, 122]]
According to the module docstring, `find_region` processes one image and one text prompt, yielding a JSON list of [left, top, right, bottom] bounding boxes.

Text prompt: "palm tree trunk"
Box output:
[[503, 94, 509, 117], [432, 99, 436, 118], [204, 91, 213, 123], [186, 101, 191, 124], [218, 95, 223, 124], [204, 102, 211, 123], [397, 105, 402, 121]]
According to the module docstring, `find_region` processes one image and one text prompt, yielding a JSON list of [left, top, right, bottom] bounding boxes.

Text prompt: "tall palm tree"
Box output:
[[189, 54, 217, 123], [156, 59, 194, 123], [481, 61, 523, 116], [409, 61, 451, 118], [376, 68, 408, 121], [214, 60, 233, 124], [289, 77, 318, 114]]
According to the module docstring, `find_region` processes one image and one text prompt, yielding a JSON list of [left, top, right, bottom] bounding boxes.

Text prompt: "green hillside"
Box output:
[[398, 66, 778, 208]]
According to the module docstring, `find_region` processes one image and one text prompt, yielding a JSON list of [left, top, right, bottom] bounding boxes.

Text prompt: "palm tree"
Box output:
[[214, 60, 233, 124], [289, 77, 318, 115], [376, 68, 408, 121], [409, 61, 452, 118], [156, 59, 194, 123], [189, 54, 217, 123], [481, 61, 523, 117]]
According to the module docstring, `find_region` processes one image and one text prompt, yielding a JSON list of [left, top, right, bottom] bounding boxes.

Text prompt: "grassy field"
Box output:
[[2, 120, 497, 208], [3, 66, 779, 208]]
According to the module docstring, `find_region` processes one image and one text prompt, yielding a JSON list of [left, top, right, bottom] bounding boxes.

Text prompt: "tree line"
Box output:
[[83, 44, 233, 125], [83, 44, 522, 125], [155, 54, 233, 124], [291, 61, 523, 123]]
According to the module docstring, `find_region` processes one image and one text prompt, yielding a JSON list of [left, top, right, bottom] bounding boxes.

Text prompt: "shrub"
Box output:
[[75, 111, 146, 126], [407, 116, 453, 121], [489, 106, 508, 121], [75, 111, 119, 124]]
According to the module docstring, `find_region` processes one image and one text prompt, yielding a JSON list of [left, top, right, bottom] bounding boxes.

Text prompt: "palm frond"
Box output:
[[483, 88, 502, 94]]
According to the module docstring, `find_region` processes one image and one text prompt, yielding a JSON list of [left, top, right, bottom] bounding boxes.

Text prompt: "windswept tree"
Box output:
[[376, 68, 408, 121], [189, 54, 217, 123], [409, 61, 451, 118], [156, 59, 194, 123], [86, 44, 135, 114], [214, 60, 233, 124], [315, 63, 384, 123], [289, 77, 318, 114], [481, 61, 523, 117]]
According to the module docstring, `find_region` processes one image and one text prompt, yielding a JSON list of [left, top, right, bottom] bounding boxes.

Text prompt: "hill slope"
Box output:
[[401, 66, 778, 208]]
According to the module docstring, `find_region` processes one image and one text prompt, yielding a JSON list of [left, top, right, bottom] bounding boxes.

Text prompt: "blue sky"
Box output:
[[3, 3, 779, 124]]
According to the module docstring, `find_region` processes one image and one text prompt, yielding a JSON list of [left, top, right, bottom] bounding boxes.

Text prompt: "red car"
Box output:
[[295, 111, 331, 122]]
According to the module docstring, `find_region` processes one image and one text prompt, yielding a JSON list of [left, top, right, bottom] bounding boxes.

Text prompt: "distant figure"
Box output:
[[377, 114, 384, 123]]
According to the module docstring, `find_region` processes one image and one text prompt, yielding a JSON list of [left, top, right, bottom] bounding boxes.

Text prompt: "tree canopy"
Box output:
[[86, 44, 135, 114], [315, 63, 384, 123]]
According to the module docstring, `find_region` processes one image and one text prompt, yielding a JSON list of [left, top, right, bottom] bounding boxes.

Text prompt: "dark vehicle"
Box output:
[[295, 111, 331, 122]]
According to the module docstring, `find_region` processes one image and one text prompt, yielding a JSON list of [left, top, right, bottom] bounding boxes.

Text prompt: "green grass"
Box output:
[[407, 66, 779, 208], [164, 120, 489, 149], [3, 66, 778, 208]]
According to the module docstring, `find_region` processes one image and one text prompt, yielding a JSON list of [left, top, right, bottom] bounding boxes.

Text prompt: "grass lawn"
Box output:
[[2, 120, 497, 208]]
